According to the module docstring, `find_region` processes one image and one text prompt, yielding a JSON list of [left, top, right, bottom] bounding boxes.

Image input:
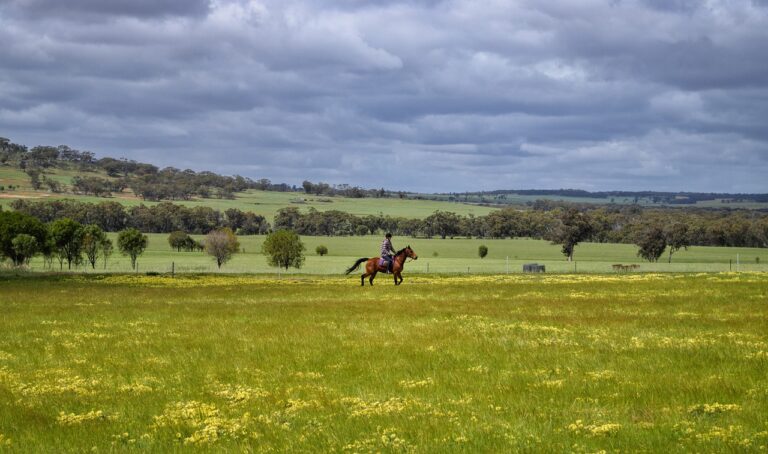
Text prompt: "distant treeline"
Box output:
[[271, 206, 767, 248], [443, 189, 768, 205], [9, 199, 768, 248], [9, 200, 269, 235]]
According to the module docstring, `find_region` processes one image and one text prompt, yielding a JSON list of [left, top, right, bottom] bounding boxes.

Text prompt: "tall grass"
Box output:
[[0, 273, 766, 452]]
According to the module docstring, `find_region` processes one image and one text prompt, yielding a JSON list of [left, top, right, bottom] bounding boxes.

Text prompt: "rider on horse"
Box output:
[[345, 242, 418, 286], [381, 232, 395, 273]]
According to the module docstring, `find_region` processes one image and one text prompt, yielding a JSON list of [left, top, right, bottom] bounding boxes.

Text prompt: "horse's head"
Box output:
[[405, 245, 418, 260]]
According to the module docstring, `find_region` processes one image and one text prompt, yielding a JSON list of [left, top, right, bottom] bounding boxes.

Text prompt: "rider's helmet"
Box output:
[[385, 232, 392, 238]]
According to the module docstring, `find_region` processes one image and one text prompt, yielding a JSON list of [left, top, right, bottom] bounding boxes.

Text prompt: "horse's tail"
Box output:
[[345, 258, 369, 275]]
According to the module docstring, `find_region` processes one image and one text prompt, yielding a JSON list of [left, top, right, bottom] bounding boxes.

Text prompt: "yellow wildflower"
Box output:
[[567, 420, 622, 437], [688, 403, 742, 415], [57, 410, 117, 426]]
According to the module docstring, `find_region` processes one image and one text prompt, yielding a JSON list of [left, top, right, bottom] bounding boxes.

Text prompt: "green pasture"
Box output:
[[0, 167, 29, 189], [0, 188, 496, 221], [5, 165, 768, 213], [0, 273, 766, 452], [148, 190, 497, 220], [17, 234, 768, 275], [368, 190, 768, 209], [0, 166, 101, 192]]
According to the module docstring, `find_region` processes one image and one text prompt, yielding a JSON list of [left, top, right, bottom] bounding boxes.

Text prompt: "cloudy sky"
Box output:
[[1, 0, 767, 193]]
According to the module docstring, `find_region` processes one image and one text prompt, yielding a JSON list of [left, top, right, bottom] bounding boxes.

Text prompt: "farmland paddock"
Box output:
[[0, 273, 766, 451]]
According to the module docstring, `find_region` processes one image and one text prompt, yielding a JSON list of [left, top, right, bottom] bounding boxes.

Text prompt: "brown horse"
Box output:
[[345, 246, 418, 286]]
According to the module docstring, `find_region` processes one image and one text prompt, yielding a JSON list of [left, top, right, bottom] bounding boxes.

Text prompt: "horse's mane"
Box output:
[[395, 247, 409, 255]]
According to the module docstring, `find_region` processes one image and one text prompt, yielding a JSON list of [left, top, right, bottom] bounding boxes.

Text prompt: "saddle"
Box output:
[[378, 257, 393, 273]]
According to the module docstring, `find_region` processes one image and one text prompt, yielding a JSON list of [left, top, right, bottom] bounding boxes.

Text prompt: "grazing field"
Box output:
[[0, 273, 766, 452], [0, 188, 497, 221], [19, 234, 768, 275], [4, 165, 768, 213]]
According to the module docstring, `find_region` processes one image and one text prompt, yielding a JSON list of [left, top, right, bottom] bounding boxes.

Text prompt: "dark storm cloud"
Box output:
[[1, 0, 767, 192]]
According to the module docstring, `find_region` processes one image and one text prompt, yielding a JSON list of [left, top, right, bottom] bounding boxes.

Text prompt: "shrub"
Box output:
[[117, 228, 148, 270], [11, 234, 38, 266], [262, 230, 305, 270], [168, 230, 190, 251], [0, 211, 47, 266]]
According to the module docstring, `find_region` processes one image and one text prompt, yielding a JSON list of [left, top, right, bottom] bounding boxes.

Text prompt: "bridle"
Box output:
[[399, 247, 417, 263]]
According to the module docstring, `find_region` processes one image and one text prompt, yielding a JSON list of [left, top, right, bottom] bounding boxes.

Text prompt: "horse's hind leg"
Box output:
[[369, 271, 377, 286], [360, 273, 366, 286]]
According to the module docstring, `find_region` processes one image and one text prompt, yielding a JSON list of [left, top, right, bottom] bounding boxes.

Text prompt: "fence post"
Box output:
[[172, 261, 175, 277]]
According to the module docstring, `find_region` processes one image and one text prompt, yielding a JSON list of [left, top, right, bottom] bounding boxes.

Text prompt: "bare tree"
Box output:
[[205, 228, 240, 269]]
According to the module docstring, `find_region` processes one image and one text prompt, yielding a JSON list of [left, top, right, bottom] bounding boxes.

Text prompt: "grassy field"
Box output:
[[1, 190, 497, 220], [0, 273, 766, 452], [0, 187, 496, 221], [4, 165, 768, 213], [15, 234, 768, 275], [0, 167, 30, 189]]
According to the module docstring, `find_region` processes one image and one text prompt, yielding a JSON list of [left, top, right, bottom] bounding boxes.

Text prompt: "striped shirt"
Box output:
[[381, 238, 394, 257]]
